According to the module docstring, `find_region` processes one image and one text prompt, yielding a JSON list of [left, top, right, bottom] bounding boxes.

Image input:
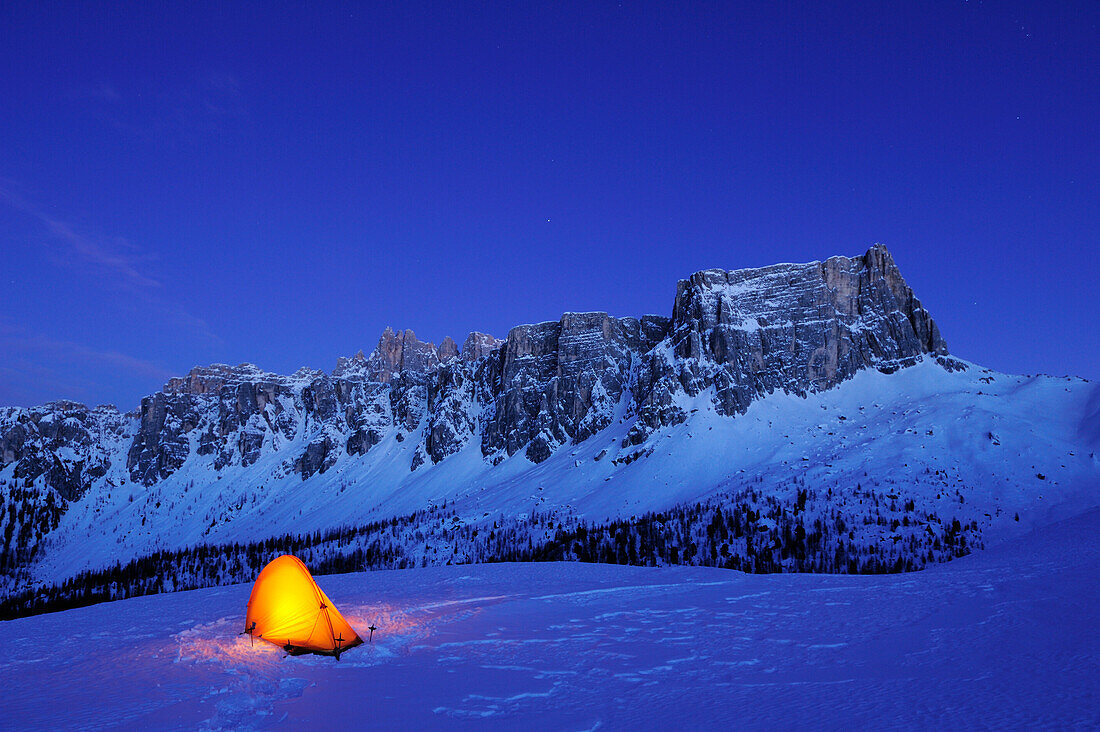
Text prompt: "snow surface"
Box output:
[[2, 508, 1097, 730], [27, 359, 1100, 586]]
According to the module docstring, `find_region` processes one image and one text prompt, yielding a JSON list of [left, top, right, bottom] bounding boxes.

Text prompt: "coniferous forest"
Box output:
[[0, 477, 984, 619]]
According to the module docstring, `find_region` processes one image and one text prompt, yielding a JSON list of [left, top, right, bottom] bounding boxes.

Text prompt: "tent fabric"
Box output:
[[245, 555, 362, 658]]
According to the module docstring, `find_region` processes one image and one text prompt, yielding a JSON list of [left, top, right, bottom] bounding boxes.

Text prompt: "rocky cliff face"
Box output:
[[0, 245, 955, 508], [0, 402, 131, 501], [625, 246, 950, 444], [482, 312, 671, 462]]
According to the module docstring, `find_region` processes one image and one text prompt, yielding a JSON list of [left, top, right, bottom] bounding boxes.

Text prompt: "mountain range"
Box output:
[[1, 244, 1096, 610]]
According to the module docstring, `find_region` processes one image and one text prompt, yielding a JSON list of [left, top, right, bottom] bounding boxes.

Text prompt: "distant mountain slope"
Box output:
[[1080, 383, 1100, 450], [1, 245, 1096, 595]]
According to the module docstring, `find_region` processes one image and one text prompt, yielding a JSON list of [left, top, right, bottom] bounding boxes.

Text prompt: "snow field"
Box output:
[[1, 506, 1096, 730]]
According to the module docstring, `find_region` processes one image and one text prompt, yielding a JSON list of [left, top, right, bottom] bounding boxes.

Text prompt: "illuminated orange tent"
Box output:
[[244, 555, 362, 659]]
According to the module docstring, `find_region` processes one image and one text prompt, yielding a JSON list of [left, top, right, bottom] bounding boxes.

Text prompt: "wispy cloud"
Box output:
[[198, 73, 246, 119], [0, 320, 173, 408], [0, 182, 162, 290], [24, 338, 171, 382], [0, 322, 171, 380], [70, 74, 248, 142], [0, 362, 96, 408], [0, 180, 221, 348], [65, 81, 121, 103]]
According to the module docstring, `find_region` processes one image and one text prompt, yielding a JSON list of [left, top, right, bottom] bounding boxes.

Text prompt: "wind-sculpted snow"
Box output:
[[0, 245, 1097, 593], [0, 510, 1095, 729]]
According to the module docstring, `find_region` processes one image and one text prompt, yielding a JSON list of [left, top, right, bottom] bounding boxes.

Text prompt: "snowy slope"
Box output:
[[1, 507, 1096, 730], [29, 357, 1099, 585]]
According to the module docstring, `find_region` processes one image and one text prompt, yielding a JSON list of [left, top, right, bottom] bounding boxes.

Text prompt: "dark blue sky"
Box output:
[[0, 1, 1096, 409]]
